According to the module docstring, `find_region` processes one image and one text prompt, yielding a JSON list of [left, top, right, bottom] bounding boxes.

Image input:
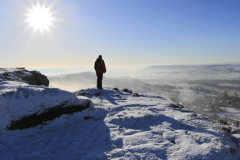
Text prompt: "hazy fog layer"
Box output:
[[47, 63, 240, 92], [46, 63, 240, 121]]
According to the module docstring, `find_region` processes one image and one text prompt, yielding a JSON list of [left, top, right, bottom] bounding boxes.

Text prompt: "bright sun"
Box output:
[[27, 5, 53, 31]]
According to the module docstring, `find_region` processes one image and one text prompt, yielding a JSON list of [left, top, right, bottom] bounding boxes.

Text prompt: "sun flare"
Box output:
[[27, 5, 53, 31]]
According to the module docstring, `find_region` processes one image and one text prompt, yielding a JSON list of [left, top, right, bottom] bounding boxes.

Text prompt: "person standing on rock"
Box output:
[[94, 55, 106, 89]]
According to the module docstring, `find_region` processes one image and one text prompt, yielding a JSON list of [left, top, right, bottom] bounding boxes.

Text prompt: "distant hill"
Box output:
[[138, 64, 240, 80]]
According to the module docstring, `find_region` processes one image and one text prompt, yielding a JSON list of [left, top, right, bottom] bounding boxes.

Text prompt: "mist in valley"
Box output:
[[44, 63, 240, 122]]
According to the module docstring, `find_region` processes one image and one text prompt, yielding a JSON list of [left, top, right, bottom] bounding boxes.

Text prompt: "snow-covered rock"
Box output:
[[0, 68, 92, 130], [0, 81, 91, 130], [0, 68, 49, 86]]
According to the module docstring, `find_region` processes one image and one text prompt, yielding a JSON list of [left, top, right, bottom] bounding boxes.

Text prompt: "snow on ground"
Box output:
[[0, 88, 240, 159]]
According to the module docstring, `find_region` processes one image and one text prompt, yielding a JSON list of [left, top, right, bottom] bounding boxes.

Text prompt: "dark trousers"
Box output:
[[96, 73, 103, 89]]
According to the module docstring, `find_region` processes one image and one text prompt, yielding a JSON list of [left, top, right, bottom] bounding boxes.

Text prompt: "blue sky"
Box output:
[[0, 0, 240, 68]]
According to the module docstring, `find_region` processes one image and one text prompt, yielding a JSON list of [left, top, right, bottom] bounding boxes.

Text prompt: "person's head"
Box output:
[[98, 55, 102, 59]]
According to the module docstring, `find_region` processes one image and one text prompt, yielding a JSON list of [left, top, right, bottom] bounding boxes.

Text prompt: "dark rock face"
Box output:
[[20, 71, 37, 85], [30, 71, 49, 86]]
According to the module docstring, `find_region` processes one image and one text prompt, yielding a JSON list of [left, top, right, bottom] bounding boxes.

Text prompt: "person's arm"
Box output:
[[102, 60, 106, 73]]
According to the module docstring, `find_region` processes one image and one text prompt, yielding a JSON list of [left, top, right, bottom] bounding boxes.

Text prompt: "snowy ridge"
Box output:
[[1, 87, 239, 159]]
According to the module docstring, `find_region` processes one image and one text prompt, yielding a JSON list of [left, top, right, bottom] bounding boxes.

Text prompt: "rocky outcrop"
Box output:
[[0, 68, 49, 86], [30, 71, 49, 86], [8, 99, 91, 130], [0, 68, 91, 130], [0, 81, 92, 130]]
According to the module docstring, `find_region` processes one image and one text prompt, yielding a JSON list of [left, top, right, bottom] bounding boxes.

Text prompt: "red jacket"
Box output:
[[95, 58, 106, 74]]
